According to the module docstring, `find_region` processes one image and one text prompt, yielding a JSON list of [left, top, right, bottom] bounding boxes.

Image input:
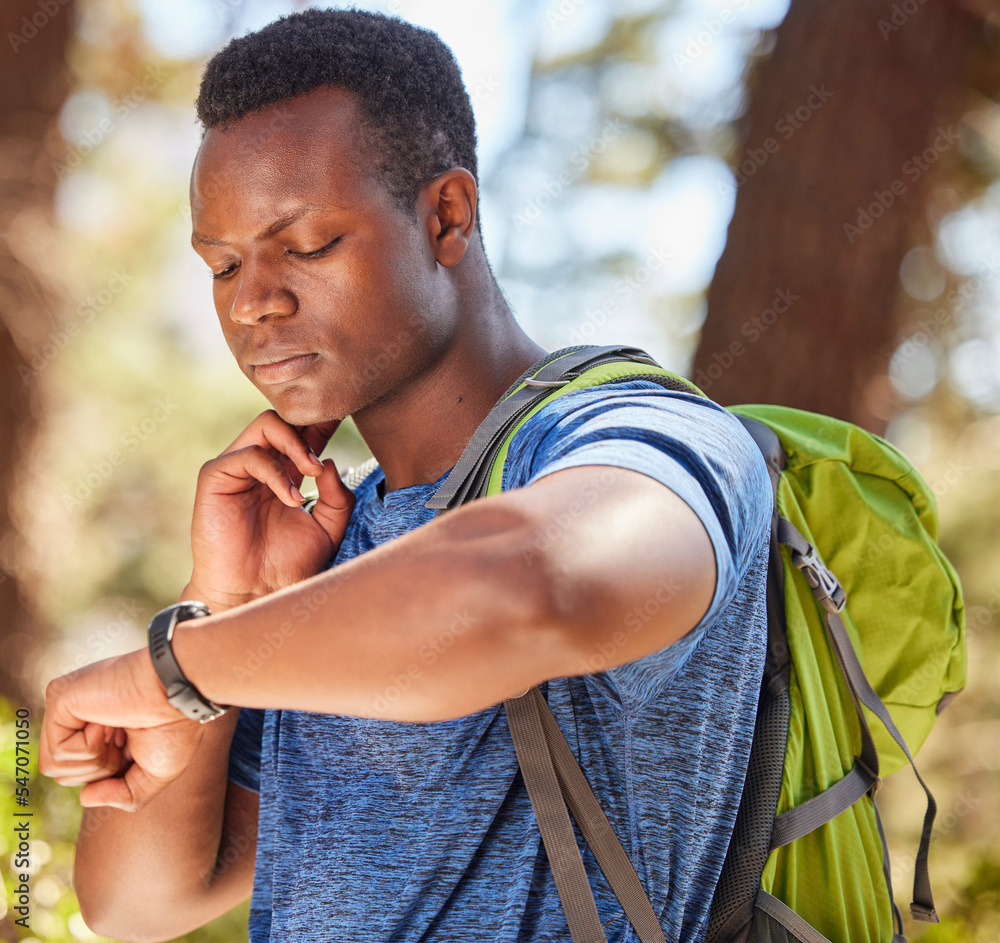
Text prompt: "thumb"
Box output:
[[311, 458, 356, 552], [79, 761, 169, 812]]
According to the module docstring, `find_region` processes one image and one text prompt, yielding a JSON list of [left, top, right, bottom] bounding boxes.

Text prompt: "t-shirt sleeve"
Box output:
[[228, 707, 265, 793], [502, 380, 773, 708]]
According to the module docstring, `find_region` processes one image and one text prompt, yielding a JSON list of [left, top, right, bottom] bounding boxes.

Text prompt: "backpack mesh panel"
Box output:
[[706, 683, 790, 943], [746, 909, 803, 943]]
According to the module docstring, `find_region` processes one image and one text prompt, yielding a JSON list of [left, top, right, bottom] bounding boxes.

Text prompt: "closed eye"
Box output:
[[289, 236, 342, 260], [211, 263, 238, 281], [209, 236, 342, 280]]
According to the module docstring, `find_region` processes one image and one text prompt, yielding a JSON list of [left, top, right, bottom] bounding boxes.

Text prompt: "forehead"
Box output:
[[190, 87, 384, 219]]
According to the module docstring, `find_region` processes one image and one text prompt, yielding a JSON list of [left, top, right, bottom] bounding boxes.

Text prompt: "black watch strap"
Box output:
[[148, 602, 230, 724]]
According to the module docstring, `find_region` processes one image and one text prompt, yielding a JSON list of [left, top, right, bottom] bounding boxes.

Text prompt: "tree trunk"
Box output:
[[0, 1, 73, 704], [693, 0, 980, 433]]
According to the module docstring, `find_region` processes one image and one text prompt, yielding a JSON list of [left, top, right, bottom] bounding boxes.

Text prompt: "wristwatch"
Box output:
[[147, 602, 230, 723]]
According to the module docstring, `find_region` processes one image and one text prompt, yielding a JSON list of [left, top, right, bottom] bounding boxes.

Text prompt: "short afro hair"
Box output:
[[196, 9, 479, 221]]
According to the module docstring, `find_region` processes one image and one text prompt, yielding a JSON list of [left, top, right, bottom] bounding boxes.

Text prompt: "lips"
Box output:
[[251, 352, 319, 385]]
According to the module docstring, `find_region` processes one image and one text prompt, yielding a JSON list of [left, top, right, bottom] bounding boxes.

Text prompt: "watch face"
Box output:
[[176, 602, 212, 622]]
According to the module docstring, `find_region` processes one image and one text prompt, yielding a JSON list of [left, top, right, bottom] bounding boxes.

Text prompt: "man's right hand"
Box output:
[[184, 410, 356, 612]]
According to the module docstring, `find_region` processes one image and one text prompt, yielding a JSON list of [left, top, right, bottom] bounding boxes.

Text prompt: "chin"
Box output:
[[275, 403, 344, 426], [265, 391, 345, 427]]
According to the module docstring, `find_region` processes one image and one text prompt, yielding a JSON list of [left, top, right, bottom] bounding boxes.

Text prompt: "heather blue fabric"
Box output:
[[227, 379, 772, 942]]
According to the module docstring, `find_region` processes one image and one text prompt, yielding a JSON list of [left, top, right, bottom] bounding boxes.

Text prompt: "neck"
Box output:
[[351, 259, 547, 494]]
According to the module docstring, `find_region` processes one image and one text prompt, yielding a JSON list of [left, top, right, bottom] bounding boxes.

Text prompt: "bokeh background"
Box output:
[[0, 0, 998, 940]]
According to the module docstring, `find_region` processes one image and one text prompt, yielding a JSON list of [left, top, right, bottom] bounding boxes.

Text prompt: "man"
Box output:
[[40, 10, 772, 943]]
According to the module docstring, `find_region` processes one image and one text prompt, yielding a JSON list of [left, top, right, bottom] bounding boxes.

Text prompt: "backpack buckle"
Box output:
[[524, 377, 573, 388], [794, 546, 847, 614]]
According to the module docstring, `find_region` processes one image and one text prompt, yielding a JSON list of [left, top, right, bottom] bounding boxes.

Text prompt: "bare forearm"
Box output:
[[173, 498, 569, 722], [170, 465, 716, 723], [73, 713, 250, 939]]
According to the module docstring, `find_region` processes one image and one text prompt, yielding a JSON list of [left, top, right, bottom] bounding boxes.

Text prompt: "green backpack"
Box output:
[[345, 344, 966, 942]]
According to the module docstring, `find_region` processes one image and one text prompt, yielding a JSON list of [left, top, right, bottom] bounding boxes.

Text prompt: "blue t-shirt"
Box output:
[[228, 378, 772, 942]]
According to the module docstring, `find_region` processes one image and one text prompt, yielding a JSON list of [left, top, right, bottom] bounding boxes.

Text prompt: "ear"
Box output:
[[419, 168, 478, 268]]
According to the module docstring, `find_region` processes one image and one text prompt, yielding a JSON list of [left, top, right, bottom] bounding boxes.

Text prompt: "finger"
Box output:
[[85, 722, 108, 751], [79, 775, 137, 810], [49, 742, 125, 785], [79, 759, 168, 812], [53, 752, 127, 787], [310, 458, 356, 551], [298, 419, 342, 460], [224, 410, 324, 480], [49, 727, 109, 764], [207, 445, 307, 508]]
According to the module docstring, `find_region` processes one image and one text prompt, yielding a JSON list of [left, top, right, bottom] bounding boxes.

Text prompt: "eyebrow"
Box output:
[[191, 202, 327, 249]]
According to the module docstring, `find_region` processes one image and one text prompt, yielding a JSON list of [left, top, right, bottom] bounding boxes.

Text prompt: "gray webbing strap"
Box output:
[[530, 688, 667, 943], [755, 891, 835, 943], [505, 688, 667, 943], [505, 690, 608, 943], [823, 605, 938, 922], [769, 760, 876, 850], [874, 798, 909, 941], [425, 346, 666, 510], [778, 517, 938, 923]]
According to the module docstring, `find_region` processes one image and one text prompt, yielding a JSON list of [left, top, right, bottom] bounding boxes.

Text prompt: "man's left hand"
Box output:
[[39, 650, 206, 811]]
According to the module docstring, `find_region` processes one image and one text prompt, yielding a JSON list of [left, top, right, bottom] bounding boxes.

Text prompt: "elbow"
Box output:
[[73, 867, 192, 943], [75, 908, 188, 943], [73, 895, 137, 943]]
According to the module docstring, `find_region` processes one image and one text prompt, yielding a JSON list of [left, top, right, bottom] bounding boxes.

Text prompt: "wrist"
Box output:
[[170, 611, 228, 709], [124, 647, 181, 723], [180, 580, 255, 614], [148, 603, 229, 723]]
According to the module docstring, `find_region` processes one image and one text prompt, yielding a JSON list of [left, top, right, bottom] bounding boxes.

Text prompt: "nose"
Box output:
[[228, 259, 297, 325]]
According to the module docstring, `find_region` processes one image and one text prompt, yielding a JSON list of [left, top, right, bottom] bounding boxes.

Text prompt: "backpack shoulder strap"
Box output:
[[426, 344, 687, 941], [425, 344, 698, 511]]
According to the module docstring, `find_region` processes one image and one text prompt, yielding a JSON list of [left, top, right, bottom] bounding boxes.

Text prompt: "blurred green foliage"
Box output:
[[1, 698, 249, 941]]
